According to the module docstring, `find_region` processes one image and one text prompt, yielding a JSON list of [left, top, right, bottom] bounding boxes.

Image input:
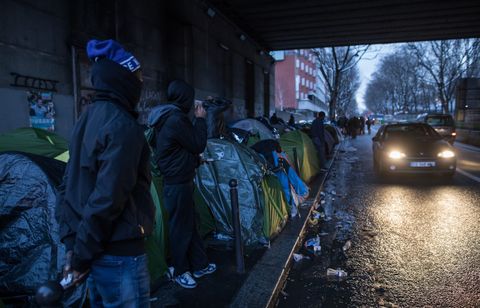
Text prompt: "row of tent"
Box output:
[[0, 114, 341, 305]]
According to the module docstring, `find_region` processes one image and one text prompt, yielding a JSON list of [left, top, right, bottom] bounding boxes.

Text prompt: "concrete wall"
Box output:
[[0, 0, 275, 139]]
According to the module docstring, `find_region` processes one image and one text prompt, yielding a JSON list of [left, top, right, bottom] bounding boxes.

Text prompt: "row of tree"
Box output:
[[312, 39, 480, 119], [365, 39, 480, 114]]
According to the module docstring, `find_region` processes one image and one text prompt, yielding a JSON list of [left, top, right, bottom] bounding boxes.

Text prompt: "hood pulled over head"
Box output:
[[167, 80, 194, 114], [90, 59, 142, 114]]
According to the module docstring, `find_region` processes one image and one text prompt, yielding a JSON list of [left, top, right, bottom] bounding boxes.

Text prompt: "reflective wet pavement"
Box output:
[[278, 131, 480, 307]]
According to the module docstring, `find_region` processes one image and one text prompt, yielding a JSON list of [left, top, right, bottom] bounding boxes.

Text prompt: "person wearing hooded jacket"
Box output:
[[56, 39, 155, 307], [147, 80, 216, 289]]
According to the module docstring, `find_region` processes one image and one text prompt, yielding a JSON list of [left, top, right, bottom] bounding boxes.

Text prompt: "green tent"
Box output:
[[261, 175, 289, 239], [0, 127, 69, 161], [279, 130, 320, 183], [195, 139, 288, 245], [146, 177, 169, 281], [196, 139, 267, 245]]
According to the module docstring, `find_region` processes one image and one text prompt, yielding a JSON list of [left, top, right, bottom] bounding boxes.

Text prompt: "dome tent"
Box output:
[[0, 128, 69, 162], [195, 138, 289, 245], [230, 118, 276, 140], [279, 130, 321, 183], [0, 152, 86, 307]]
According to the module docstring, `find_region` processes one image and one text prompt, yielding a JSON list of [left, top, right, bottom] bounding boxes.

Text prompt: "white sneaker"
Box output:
[[166, 266, 175, 281], [193, 263, 217, 278], [175, 272, 197, 289]]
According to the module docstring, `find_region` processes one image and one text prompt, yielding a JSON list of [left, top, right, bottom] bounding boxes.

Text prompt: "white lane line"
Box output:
[[457, 168, 480, 183]]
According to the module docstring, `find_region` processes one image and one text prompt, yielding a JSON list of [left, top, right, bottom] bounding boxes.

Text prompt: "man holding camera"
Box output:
[[147, 80, 216, 289]]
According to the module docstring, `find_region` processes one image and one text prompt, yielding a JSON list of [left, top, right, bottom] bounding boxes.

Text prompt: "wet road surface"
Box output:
[[278, 130, 480, 308]]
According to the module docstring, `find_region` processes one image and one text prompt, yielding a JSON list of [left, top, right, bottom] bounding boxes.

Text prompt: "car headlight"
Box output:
[[438, 150, 455, 158], [451, 132, 456, 136], [388, 150, 406, 159]]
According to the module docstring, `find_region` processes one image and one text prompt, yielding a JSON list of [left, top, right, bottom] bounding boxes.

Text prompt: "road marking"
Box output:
[[457, 168, 480, 183]]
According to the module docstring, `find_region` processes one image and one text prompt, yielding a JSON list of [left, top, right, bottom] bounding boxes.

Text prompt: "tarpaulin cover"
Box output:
[[272, 152, 309, 206], [325, 124, 341, 145], [0, 128, 69, 161], [230, 119, 275, 140], [279, 130, 321, 183], [195, 139, 268, 245], [261, 175, 289, 239], [250, 140, 309, 212], [0, 152, 86, 306]]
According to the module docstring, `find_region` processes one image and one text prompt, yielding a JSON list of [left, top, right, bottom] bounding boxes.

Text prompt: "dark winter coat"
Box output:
[[56, 59, 155, 272], [311, 117, 326, 144], [147, 80, 207, 185]]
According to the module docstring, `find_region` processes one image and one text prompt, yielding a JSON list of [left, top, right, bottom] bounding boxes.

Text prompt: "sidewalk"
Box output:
[[151, 144, 341, 308]]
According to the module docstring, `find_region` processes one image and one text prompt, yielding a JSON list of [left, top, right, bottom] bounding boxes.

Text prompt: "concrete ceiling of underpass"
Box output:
[[207, 0, 480, 50]]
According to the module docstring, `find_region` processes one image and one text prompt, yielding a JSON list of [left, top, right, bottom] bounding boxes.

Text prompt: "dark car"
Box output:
[[372, 123, 456, 177], [418, 113, 456, 144]]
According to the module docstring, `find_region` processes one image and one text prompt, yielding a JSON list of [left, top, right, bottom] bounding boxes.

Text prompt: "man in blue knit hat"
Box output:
[[56, 39, 155, 307]]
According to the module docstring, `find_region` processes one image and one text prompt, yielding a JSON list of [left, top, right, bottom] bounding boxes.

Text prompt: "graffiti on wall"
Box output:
[[28, 91, 55, 131], [137, 88, 163, 123]]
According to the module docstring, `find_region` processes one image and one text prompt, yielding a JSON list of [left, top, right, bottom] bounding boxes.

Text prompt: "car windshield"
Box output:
[[426, 116, 454, 126], [384, 124, 440, 140]]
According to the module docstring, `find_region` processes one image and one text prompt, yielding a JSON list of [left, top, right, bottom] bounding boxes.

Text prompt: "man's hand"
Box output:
[[61, 251, 89, 289], [62, 251, 73, 278], [72, 270, 89, 286], [195, 103, 207, 118]]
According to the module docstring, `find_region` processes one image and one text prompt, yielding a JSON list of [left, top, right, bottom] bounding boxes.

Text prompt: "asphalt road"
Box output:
[[278, 129, 480, 308]]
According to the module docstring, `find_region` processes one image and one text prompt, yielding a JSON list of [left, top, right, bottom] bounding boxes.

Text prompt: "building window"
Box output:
[[295, 75, 300, 91], [301, 77, 305, 86], [300, 62, 304, 71], [296, 59, 300, 68], [296, 90, 300, 99]]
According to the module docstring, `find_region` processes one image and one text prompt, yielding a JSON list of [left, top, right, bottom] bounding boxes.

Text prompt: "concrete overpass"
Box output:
[[1, 0, 479, 138], [208, 0, 480, 50]]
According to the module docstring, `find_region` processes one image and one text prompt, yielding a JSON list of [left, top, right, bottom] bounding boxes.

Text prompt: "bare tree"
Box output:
[[408, 39, 480, 113], [337, 65, 360, 116], [313, 46, 369, 119], [364, 46, 437, 115]]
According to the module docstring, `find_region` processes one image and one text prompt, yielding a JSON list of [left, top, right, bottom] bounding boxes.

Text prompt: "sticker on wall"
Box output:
[[28, 91, 55, 131]]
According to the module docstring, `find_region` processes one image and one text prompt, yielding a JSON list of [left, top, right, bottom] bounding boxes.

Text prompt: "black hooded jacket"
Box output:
[[147, 80, 207, 185], [56, 59, 155, 272]]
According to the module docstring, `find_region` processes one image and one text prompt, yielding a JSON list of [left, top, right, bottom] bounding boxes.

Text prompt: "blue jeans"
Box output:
[[87, 254, 150, 308]]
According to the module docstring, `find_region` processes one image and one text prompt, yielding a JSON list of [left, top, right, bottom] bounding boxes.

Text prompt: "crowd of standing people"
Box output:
[[336, 115, 372, 138]]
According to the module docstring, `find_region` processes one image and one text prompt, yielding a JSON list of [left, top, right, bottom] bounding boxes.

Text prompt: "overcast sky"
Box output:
[[356, 43, 401, 112]]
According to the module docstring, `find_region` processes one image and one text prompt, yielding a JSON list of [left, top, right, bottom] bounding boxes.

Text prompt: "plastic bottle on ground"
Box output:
[[326, 268, 348, 278]]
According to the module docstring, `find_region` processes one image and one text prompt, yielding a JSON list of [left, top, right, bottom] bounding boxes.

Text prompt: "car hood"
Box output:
[[432, 126, 455, 136], [383, 138, 453, 157]]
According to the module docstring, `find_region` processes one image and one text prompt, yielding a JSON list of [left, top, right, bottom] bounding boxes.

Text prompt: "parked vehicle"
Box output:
[[417, 113, 456, 144], [372, 123, 456, 177]]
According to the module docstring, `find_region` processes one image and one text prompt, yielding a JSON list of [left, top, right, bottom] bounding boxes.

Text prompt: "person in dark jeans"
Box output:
[[311, 111, 327, 170], [147, 80, 216, 289], [56, 39, 155, 307]]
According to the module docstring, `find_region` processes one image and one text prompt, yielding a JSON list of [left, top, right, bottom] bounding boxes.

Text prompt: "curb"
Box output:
[[265, 141, 343, 308]]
